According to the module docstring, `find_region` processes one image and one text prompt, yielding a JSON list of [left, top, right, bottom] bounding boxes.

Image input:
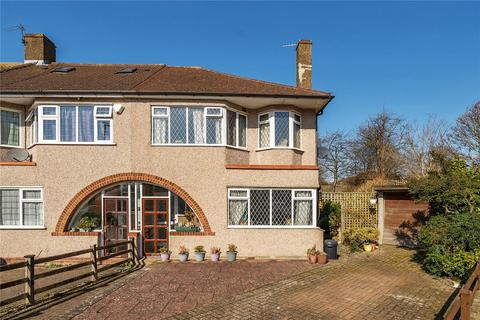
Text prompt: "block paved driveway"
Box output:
[[72, 246, 462, 320]]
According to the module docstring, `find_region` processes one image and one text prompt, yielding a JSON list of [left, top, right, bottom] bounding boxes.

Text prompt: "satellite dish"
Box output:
[[6, 149, 30, 162]]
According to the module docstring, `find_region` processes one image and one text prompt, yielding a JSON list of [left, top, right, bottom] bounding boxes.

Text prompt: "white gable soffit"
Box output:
[[0, 94, 331, 112]]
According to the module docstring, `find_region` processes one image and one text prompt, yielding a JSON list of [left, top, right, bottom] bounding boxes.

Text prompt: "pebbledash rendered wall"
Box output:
[[0, 99, 323, 259]]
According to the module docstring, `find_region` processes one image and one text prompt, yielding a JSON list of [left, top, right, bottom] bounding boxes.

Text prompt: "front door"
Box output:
[[104, 198, 129, 255], [142, 198, 169, 255]]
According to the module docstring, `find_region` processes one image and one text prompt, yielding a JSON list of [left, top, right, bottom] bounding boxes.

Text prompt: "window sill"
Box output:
[[51, 231, 101, 236], [0, 162, 36, 166], [151, 144, 248, 151], [256, 147, 304, 153], [0, 226, 46, 230], [28, 143, 116, 149], [0, 144, 23, 149]]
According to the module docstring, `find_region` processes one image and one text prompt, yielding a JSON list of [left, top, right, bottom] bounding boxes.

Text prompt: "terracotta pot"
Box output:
[[317, 254, 328, 265], [308, 254, 318, 264]]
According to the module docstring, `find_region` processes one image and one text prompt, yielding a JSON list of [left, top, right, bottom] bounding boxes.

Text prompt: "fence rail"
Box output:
[[444, 260, 480, 320], [0, 238, 137, 308]]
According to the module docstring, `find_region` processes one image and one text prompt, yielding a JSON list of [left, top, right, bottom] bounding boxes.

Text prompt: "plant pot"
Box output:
[[308, 254, 318, 264], [178, 253, 189, 262], [194, 252, 206, 262], [160, 253, 171, 262], [226, 251, 237, 262], [363, 244, 373, 252], [317, 254, 328, 265], [211, 253, 221, 261]]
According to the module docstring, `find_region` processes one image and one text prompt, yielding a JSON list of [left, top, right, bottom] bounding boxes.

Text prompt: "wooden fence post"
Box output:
[[90, 245, 98, 282], [24, 255, 35, 305], [460, 289, 472, 320]]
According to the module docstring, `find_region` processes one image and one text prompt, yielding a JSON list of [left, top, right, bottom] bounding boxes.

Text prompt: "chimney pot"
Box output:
[[296, 39, 312, 89], [24, 34, 56, 65]]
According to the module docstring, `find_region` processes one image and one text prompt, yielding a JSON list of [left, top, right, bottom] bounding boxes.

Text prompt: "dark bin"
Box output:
[[324, 239, 338, 260]]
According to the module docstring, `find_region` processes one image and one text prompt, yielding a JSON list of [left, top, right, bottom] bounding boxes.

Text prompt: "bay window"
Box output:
[[258, 111, 301, 149], [228, 188, 316, 228], [0, 108, 21, 147], [0, 187, 43, 228], [152, 105, 246, 147], [32, 105, 113, 144]]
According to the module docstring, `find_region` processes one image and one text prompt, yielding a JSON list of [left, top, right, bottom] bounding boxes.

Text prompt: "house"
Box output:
[[0, 34, 333, 259]]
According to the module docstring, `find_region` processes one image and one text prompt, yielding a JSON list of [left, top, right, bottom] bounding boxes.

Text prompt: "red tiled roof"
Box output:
[[0, 63, 331, 98]]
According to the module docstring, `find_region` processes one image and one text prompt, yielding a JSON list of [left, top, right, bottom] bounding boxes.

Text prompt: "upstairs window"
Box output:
[[0, 108, 21, 147], [35, 105, 113, 144], [152, 106, 246, 147], [258, 111, 301, 149]]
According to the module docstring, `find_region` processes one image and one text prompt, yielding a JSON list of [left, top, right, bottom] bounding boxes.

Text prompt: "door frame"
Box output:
[[142, 198, 169, 256]]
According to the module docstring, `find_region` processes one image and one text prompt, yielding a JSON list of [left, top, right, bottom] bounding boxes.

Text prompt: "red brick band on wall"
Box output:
[[53, 173, 214, 236]]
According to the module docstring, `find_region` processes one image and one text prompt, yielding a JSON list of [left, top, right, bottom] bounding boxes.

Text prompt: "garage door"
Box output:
[[383, 192, 429, 247]]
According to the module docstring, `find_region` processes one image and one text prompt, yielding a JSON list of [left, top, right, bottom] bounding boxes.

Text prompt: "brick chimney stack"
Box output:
[[24, 34, 56, 65], [296, 39, 312, 89]]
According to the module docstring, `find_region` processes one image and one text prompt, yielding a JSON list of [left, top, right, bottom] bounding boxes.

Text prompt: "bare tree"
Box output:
[[451, 102, 480, 163], [317, 131, 350, 191], [402, 116, 452, 178], [349, 112, 408, 180]]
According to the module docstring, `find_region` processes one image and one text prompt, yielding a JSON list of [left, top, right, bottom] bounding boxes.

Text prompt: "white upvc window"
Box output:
[[34, 105, 113, 144], [0, 107, 22, 148], [258, 111, 302, 150], [151, 105, 247, 148], [228, 188, 316, 228], [0, 187, 44, 228]]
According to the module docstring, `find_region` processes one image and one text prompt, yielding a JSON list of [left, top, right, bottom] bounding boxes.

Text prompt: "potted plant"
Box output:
[[307, 245, 319, 264], [317, 251, 328, 264], [210, 247, 221, 261], [178, 245, 189, 262], [76, 213, 100, 232], [159, 247, 172, 262], [226, 243, 238, 262], [344, 227, 379, 253], [194, 245, 206, 262]]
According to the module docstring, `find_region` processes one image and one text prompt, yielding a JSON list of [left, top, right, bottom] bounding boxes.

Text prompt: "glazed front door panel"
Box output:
[[142, 198, 169, 255], [104, 198, 129, 255]]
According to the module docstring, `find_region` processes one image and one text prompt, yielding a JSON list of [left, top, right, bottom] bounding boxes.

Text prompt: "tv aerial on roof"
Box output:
[[4, 24, 26, 44], [5, 149, 31, 162]]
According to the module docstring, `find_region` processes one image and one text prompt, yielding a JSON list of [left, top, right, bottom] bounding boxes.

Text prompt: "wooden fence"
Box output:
[[320, 192, 378, 237], [444, 260, 480, 320], [0, 238, 137, 307]]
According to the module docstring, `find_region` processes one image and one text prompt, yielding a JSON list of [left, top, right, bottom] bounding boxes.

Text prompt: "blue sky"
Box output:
[[1, 1, 479, 136]]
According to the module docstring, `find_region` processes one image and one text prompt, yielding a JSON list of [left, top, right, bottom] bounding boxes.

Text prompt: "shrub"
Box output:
[[210, 247, 221, 254], [76, 212, 100, 231], [307, 245, 320, 256], [319, 200, 341, 239], [418, 211, 480, 281], [159, 247, 172, 254], [194, 245, 206, 253], [227, 244, 237, 252], [178, 246, 189, 254], [343, 227, 379, 252]]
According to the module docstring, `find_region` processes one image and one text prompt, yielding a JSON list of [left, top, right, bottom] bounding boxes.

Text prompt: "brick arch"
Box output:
[[54, 172, 213, 235]]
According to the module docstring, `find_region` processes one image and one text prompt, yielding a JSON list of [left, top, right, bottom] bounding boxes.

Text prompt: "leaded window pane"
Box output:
[[0, 189, 20, 226], [170, 107, 187, 144], [272, 190, 292, 225], [228, 200, 248, 225], [60, 106, 77, 142], [230, 190, 247, 197], [1, 110, 20, 146], [227, 110, 236, 146], [43, 120, 56, 140], [78, 106, 94, 142], [259, 122, 270, 148], [97, 120, 111, 141], [153, 108, 168, 116], [23, 190, 41, 199], [23, 202, 43, 226], [206, 117, 221, 144], [275, 112, 289, 147], [188, 108, 205, 144], [294, 200, 312, 225], [153, 117, 168, 144], [238, 114, 247, 147], [250, 190, 270, 225]]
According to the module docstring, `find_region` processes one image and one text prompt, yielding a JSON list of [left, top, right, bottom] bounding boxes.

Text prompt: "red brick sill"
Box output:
[[0, 162, 36, 166], [52, 231, 215, 236], [225, 164, 319, 170]]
